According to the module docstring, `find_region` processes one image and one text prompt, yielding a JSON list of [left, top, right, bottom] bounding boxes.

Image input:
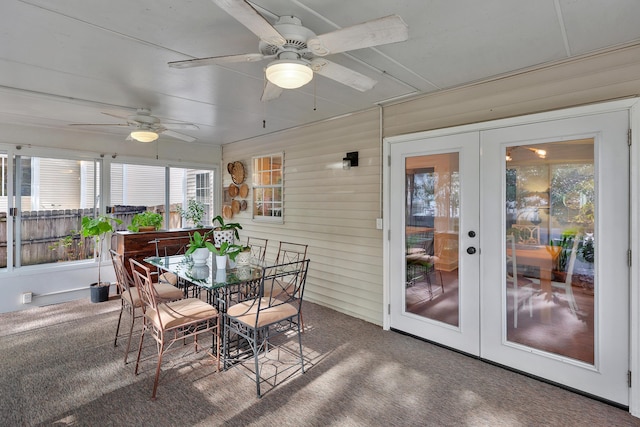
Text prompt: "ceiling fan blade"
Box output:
[[68, 123, 129, 127], [307, 15, 408, 56], [169, 53, 268, 69], [101, 111, 131, 120], [211, 0, 286, 46], [311, 58, 377, 92], [261, 80, 283, 101], [161, 123, 200, 131], [162, 130, 197, 142]]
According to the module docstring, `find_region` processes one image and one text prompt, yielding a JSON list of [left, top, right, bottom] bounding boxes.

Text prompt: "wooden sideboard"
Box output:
[[113, 228, 211, 276]]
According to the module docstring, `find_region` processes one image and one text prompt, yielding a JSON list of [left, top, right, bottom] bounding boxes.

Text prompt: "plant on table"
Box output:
[[211, 215, 242, 247], [185, 230, 214, 255], [81, 215, 122, 287], [127, 211, 163, 232], [208, 241, 243, 262]]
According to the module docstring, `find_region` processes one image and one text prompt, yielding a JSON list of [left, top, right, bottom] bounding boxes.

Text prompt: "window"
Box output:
[[252, 153, 283, 222], [195, 172, 211, 225], [0, 155, 216, 270], [111, 163, 215, 230], [1, 156, 31, 197], [3, 155, 100, 268]]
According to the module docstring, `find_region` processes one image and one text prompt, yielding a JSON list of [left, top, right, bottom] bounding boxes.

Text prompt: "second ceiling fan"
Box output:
[[169, 0, 409, 101]]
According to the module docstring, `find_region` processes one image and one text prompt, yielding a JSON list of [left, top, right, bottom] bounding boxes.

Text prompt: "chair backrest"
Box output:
[[275, 241, 308, 264], [512, 224, 540, 245], [246, 236, 268, 263], [129, 258, 159, 312], [238, 259, 309, 328], [565, 234, 581, 285], [110, 249, 134, 294], [506, 234, 519, 286], [149, 237, 188, 257]]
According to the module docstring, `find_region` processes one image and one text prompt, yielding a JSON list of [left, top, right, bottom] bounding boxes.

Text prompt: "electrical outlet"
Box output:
[[376, 218, 383, 230], [22, 292, 33, 304]]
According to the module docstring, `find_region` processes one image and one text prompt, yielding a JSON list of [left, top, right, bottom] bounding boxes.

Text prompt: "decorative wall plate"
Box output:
[[231, 161, 245, 184], [240, 200, 248, 211], [232, 199, 240, 214], [228, 184, 239, 198], [222, 204, 233, 220], [239, 183, 249, 198]]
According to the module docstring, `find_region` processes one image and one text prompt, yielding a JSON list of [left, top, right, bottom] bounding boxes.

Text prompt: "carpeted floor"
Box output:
[[1, 297, 639, 426]]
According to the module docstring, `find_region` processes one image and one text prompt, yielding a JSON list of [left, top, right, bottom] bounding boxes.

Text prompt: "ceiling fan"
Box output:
[[168, 0, 409, 101], [69, 108, 199, 142]]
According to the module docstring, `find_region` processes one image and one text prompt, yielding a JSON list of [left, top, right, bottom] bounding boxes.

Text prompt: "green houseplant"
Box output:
[[81, 214, 122, 303], [208, 241, 242, 269], [186, 230, 214, 265], [127, 211, 163, 232], [211, 215, 242, 247], [177, 199, 206, 227]]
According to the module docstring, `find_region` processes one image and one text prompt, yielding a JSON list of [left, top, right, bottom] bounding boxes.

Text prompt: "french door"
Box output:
[[388, 108, 629, 405]]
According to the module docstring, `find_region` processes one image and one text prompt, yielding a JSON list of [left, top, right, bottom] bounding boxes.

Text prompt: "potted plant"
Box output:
[[127, 211, 163, 232], [211, 215, 242, 247], [208, 241, 242, 270], [80, 214, 122, 303], [235, 245, 252, 266], [185, 230, 213, 265], [177, 199, 206, 228]]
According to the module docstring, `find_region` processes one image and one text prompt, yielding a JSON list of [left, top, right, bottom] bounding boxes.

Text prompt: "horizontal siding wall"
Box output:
[[384, 44, 640, 137], [222, 108, 384, 325]]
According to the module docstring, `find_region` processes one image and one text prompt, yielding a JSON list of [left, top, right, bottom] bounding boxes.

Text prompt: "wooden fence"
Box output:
[[0, 205, 181, 267]]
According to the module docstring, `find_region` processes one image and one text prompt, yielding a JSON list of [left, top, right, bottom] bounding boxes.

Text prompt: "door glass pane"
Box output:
[[405, 153, 459, 326], [505, 139, 595, 364]]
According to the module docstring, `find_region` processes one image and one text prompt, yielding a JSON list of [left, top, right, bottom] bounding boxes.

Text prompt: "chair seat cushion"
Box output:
[[122, 282, 183, 308], [147, 298, 218, 330], [227, 298, 298, 328], [159, 271, 178, 286]]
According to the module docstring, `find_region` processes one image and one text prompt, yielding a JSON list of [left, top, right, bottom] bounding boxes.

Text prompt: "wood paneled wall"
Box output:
[[222, 43, 640, 326]]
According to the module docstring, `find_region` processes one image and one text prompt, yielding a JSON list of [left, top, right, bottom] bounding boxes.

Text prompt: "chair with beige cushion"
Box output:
[[224, 259, 309, 397], [110, 250, 184, 364], [132, 258, 220, 400]]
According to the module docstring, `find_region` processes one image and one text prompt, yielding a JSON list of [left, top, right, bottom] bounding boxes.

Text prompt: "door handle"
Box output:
[[467, 247, 477, 255]]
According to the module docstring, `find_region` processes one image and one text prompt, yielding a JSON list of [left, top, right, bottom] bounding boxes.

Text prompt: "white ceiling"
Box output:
[[2, 0, 640, 146]]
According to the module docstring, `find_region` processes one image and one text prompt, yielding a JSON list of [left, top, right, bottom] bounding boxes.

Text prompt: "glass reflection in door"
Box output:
[[405, 153, 459, 326], [505, 139, 594, 364]]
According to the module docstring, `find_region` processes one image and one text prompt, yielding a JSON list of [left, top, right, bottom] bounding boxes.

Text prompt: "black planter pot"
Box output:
[[90, 283, 110, 303]]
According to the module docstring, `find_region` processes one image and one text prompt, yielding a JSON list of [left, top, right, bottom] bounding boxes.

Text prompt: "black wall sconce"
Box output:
[[343, 151, 359, 170]]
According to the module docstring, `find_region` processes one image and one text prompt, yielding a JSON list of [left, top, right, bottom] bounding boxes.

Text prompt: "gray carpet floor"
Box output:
[[1, 297, 639, 427]]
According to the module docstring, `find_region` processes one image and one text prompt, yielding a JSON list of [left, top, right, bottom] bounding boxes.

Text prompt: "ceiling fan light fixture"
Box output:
[[266, 59, 313, 89], [130, 130, 159, 142]]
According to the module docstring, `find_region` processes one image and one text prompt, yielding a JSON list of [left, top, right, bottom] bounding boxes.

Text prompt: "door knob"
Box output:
[[467, 247, 477, 255]]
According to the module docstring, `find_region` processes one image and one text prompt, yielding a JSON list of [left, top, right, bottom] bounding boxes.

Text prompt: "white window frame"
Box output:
[[251, 152, 283, 223]]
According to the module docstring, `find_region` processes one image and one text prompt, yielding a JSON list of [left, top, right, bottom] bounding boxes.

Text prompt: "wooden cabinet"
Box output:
[[113, 228, 211, 276]]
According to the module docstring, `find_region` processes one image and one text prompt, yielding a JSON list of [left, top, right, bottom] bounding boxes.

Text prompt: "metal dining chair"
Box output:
[[224, 259, 310, 397], [246, 236, 268, 263], [110, 250, 184, 364], [131, 258, 220, 400]]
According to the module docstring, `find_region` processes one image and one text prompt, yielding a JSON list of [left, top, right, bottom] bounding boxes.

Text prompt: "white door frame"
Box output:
[[382, 97, 640, 416]]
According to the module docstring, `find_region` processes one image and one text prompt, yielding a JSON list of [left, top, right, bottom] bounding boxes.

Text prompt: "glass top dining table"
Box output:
[[144, 254, 264, 291]]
